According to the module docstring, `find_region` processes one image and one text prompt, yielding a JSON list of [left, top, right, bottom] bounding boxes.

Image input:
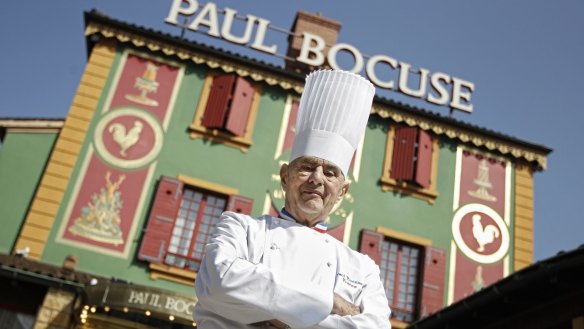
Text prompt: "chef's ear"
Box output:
[[279, 163, 289, 189], [337, 180, 350, 201]]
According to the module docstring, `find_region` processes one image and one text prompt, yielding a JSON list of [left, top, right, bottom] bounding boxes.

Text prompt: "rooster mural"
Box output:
[[108, 121, 144, 157], [471, 214, 500, 252]]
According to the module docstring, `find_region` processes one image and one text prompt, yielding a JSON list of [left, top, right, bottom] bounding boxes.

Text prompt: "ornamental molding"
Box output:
[[0, 119, 64, 129], [85, 23, 304, 94], [85, 23, 547, 170], [372, 104, 548, 169]]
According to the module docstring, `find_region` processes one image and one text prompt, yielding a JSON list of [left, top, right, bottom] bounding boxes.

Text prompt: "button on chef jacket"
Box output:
[[194, 211, 392, 328]]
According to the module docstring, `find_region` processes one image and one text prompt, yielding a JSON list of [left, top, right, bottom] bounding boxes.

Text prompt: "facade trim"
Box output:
[[372, 105, 548, 169], [514, 161, 534, 270], [177, 174, 239, 196], [85, 23, 305, 94], [376, 226, 433, 247]]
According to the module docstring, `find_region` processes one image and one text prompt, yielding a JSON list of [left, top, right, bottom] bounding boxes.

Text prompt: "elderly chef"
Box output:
[[194, 70, 391, 329]]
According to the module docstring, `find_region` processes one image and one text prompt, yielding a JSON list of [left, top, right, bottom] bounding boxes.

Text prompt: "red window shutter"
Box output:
[[420, 246, 446, 318], [201, 74, 236, 129], [137, 176, 183, 263], [390, 127, 417, 181], [327, 222, 346, 242], [225, 77, 255, 137], [359, 229, 384, 266], [226, 195, 254, 215], [415, 129, 433, 188]]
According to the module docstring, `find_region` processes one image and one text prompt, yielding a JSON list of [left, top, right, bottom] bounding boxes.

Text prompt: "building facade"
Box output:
[[0, 7, 551, 329]]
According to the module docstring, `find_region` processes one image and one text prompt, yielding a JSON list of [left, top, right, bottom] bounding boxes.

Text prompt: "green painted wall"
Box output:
[[0, 131, 57, 253], [347, 116, 458, 251], [31, 44, 517, 300]]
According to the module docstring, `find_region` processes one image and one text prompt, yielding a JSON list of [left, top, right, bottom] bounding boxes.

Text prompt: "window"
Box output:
[[165, 188, 226, 272], [138, 175, 254, 284], [360, 229, 446, 325], [380, 239, 422, 322], [189, 73, 261, 152], [380, 125, 439, 203]]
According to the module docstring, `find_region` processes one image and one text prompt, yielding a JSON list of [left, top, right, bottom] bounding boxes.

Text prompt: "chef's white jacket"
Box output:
[[194, 211, 392, 328]]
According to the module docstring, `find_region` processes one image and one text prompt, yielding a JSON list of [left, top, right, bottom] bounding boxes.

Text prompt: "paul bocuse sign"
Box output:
[[165, 0, 475, 113], [86, 283, 197, 323]]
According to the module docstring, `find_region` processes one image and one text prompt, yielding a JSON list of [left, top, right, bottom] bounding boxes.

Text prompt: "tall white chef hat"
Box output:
[[290, 70, 375, 176]]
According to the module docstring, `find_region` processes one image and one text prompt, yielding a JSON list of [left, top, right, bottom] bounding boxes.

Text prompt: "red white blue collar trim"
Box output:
[[313, 222, 328, 233]]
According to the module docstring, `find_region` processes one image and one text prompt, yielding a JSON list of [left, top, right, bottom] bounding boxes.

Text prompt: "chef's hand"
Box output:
[[266, 319, 290, 329], [256, 294, 359, 327], [331, 292, 360, 316], [250, 319, 289, 329]]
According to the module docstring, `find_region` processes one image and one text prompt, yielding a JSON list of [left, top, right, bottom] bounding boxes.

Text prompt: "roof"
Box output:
[[0, 118, 64, 129], [408, 245, 584, 328], [81, 10, 550, 169], [0, 253, 101, 290]]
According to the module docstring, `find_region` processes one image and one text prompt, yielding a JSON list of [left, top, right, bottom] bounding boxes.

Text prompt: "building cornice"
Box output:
[[372, 104, 549, 169], [85, 22, 305, 94]]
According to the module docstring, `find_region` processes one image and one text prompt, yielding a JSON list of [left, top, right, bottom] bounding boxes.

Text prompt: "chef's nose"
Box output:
[[309, 166, 324, 185]]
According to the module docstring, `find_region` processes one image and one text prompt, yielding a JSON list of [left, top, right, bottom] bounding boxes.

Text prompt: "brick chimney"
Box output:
[[285, 11, 341, 74]]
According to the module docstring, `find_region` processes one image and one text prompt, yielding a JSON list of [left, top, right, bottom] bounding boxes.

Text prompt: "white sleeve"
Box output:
[[313, 259, 392, 329], [194, 212, 333, 328]]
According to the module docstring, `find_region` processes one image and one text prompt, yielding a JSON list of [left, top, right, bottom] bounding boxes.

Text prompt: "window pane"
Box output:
[[165, 254, 176, 265], [379, 238, 422, 323]]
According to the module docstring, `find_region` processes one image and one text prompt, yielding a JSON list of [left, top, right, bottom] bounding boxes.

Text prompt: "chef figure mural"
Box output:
[[448, 148, 511, 304], [57, 51, 183, 257]]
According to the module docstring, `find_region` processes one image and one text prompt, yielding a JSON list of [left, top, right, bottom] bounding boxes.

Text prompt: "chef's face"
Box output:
[[280, 156, 350, 227]]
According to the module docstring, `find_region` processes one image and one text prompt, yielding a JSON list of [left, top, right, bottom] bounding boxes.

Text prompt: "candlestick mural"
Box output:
[[125, 63, 160, 106]]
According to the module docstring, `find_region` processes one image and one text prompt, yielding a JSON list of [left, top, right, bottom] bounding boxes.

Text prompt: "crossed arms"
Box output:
[[194, 213, 391, 328]]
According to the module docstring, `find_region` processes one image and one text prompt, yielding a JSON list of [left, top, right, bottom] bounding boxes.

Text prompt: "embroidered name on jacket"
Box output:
[[337, 273, 365, 289]]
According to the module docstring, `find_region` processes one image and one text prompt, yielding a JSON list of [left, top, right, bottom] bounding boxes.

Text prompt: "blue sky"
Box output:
[[1, 1, 582, 261]]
